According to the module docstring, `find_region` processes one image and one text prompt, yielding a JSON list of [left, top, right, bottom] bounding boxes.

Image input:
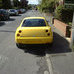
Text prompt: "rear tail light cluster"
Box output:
[[19, 30, 22, 33], [17, 34, 20, 36], [17, 30, 22, 37], [46, 30, 48, 32], [47, 33, 50, 36], [46, 29, 50, 36]]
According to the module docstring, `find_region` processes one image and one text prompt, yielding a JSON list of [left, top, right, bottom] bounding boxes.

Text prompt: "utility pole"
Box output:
[[71, 12, 74, 50]]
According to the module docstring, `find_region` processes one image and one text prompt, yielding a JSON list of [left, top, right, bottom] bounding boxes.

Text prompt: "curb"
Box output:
[[45, 53, 53, 74]]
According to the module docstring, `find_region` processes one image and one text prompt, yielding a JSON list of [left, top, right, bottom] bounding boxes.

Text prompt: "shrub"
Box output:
[[39, 0, 55, 13], [61, 8, 73, 23], [55, 5, 73, 25], [55, 5, 64, 20]]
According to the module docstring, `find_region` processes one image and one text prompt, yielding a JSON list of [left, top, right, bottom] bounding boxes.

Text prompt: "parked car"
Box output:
[[15, 17, 53, 48], [18, 9, 26, 14], [0, 9, 10, 21], [8, 9, 18, 16]]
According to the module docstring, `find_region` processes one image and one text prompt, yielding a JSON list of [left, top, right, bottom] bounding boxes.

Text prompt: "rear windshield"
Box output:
[[10, 10, 15, 12], [22, 19, 46, 27]]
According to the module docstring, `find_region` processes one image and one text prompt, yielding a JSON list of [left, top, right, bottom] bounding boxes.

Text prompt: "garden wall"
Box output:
[[54, 19, 71, 37]]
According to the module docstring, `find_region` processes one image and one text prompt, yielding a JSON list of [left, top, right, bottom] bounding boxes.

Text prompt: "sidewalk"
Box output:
[[42, 13, 74, 74], [46, 27, 74, 74], [45, 27, 74, 74], [46, 52, 74, 74]]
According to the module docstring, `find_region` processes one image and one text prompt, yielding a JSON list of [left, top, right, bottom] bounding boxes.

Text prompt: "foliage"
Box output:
[[2, 0, 12, 9], [68, 22, 72, 26], [39, 0, 55, 13], [55, 5, 73, 25], [0, 0, 28, 9], [20, 0, 28, 9], [13, 0, 19, 7], [0, 0, 2, 8], [55, 5, 64, 20], [28, 4, 32, 9]]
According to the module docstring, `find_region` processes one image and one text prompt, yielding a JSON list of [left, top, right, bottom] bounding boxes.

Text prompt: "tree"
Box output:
[[13, 0, 19, 7], [20, 0, 28, 8], [39, 0, 59, 13], [28, 4, 32, 9], [0, 0, 2, 8], [2, 0, 11, 9]]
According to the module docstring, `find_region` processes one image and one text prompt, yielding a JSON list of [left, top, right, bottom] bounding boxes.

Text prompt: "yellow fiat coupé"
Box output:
[[15, 17, 53, 48]]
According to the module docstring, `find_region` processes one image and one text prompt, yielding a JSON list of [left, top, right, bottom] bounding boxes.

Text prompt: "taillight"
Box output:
[[19, 30, 22, 33], [46, 30, 48, 32], [47, 33, 50, 36], [17, 34, 20, 36]]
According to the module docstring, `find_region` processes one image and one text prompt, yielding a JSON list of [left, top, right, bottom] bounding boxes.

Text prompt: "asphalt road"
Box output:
[[0, 10, 49, 74], [0, 10, 72, 74]]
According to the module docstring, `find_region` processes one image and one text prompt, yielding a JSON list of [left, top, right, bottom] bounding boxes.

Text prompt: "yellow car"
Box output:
[[15, 17, 53, 48]]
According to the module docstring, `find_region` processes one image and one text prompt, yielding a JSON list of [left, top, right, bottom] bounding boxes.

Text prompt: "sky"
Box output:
[[27, 0, 39, 5]]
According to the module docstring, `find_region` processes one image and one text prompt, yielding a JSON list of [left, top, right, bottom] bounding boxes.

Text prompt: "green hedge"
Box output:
[[55, 5, 73, 25]]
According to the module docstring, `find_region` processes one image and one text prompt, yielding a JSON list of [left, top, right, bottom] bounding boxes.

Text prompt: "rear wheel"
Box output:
[[46, 43, 53, 51], [16, 43, 24, 49], [50, 43, 53, 47], [47, 43, 53, 48]]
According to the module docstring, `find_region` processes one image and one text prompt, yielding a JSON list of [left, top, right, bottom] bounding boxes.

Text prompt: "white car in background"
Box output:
[[8, 9, 18, 16]]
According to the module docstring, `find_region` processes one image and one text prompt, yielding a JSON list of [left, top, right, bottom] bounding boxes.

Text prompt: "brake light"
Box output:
[[47, 33, 50, 36], [17, 34, 20, 36], [46, 30, 48, 32], [19, 30, 22, 33]]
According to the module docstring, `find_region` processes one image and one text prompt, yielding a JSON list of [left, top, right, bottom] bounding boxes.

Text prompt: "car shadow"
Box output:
[[10, 14, 21, 17], [18, 32, 72, 56], [0, 21, 5, 26], [20, 44, 47, 57], [46, 32, 72, 54]]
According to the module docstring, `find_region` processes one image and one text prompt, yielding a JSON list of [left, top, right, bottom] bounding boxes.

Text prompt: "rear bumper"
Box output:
[[15, 37, 53, 44], [9, 13, 16, 15]]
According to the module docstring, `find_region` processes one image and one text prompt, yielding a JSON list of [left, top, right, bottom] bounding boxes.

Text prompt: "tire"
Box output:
[[47, 43, 53, 48], [16, 43, 24, 49], [50, 43, 53, 47]]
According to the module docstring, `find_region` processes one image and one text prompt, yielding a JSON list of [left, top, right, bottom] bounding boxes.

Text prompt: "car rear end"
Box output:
[[9, 9, 18, 15], [15, 17, 53, 45]]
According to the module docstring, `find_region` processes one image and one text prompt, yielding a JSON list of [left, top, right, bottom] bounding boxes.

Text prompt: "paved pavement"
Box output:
[[0, 10, 73, 74], [43, 11, 74, 74], [0, 10, 49, 74], [47, 52, 74, 74]]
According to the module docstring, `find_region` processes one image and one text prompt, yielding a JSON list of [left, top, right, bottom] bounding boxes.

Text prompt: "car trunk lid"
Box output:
[[18, 27, 51, 37]]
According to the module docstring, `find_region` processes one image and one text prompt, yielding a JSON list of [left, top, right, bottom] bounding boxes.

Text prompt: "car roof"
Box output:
[[23, 17, 45, 20]]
